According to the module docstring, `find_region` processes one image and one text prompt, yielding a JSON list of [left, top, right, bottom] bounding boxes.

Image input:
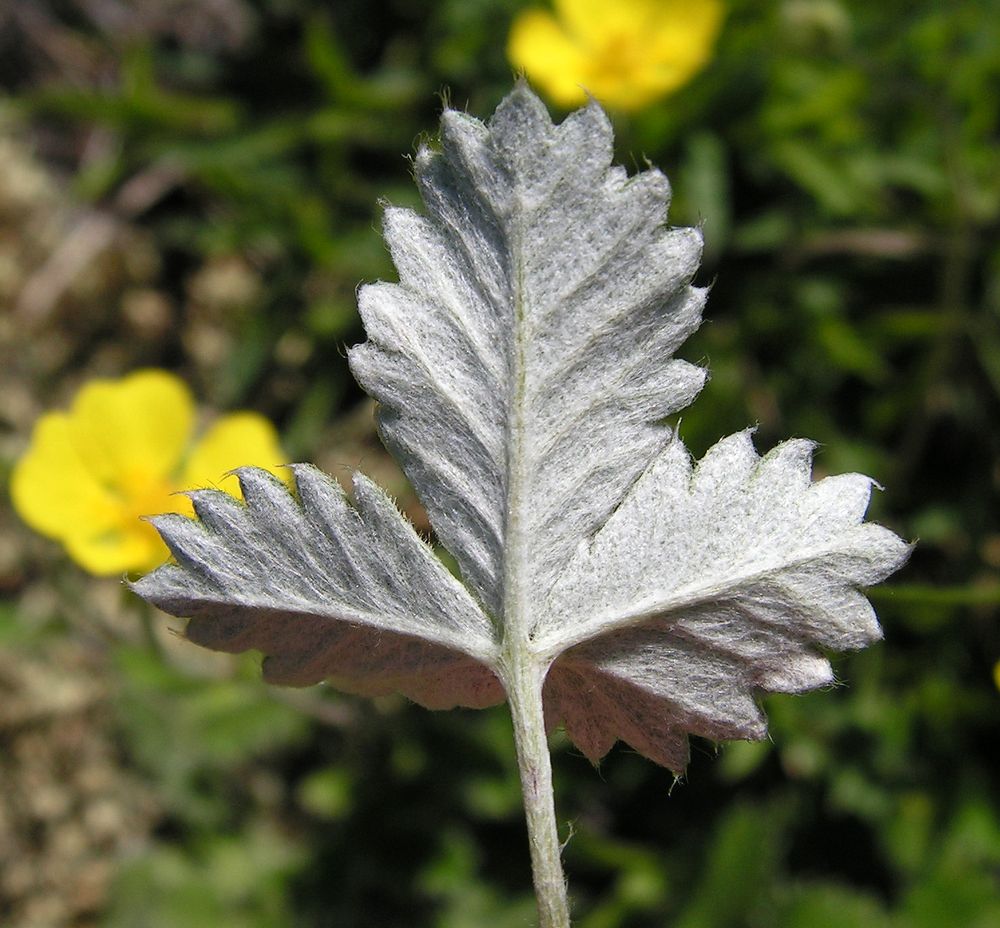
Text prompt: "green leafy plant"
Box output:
[[134, 84, 908, 926]]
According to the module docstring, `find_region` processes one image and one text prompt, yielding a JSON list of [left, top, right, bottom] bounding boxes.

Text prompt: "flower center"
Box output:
[[592, 32, 645, 84], [116, 468, 180, 530]]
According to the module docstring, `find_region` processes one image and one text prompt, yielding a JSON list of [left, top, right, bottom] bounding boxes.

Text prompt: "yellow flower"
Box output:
[[11, 369, 288, 576], [508, 0, 724, 111]]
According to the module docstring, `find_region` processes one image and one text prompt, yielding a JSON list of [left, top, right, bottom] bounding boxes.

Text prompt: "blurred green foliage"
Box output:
[[1, 0, 999, 926]]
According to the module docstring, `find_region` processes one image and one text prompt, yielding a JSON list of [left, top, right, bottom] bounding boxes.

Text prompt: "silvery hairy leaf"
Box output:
[[134, 83, 909, 773]]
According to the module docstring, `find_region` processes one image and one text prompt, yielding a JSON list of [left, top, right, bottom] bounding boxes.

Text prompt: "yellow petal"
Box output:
[[181, 412, 289, 504], [69, 369, 195, 491], [508, 10, 592, 108], [555, 0, 658, 48], [647, 0, 725, 89], [12, 371, 200, 576], [64, 518, 171, 577], [10, 411, 121, 542]]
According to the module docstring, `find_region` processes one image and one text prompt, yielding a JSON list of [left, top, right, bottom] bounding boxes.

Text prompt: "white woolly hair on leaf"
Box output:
[[134, 82, 910, 774]]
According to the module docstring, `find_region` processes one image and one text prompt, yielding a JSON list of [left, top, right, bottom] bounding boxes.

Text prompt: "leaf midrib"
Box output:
[[499, 189, 533, 657], [534, 541, 864, 660]]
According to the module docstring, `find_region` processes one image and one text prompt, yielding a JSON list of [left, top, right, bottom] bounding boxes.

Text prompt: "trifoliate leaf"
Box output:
[[135, 83, 909, 772]]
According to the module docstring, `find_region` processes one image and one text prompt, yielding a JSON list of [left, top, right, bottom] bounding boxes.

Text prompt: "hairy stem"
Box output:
[[505, 653, 571, 928]]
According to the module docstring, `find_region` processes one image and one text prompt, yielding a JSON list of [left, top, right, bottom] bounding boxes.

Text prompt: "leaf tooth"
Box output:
[[350, 472, 419, 554], [552, 98, 615, 182], [754, 439, 817, 491], [640, 434, 695, 501], [488, 81, 557, 182], [186, 487, 245, 532], [289, 463, 350, 524], [693, 429, 760, 495], [532, 359, 703, 472], [647, 359, 708, 416], [543, 665, 620, 763], [652, 284, 709, 357], [546, 662, 703, 771], [233, 466, 297, 518], [231, 466, 344, 601], [379, 209, 508, 355], [145, 512, 220, 580], [836, 524, 914, 585], [545, 284, 707, 396], [737, 575, 883, 650], [438, 108, 490, 158], [592, 678, 694, 771], [130, 564, 193, 612], [354, 283, 506, 460], [534, 199, 700, 340], [534, 283, 706, 415], [627, 730, 691, 775], [613, 156, 671, 206], [754, 653, 833, 693], [178, 492, 263, 588], [287, 464, 372, 592], [333, 474, 412, 606], [432, 110, 507, 218], [805, 472, 875, 529]]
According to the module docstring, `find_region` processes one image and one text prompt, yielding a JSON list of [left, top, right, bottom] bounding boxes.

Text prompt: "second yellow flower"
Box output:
[[11, 370, 288, 576], [508, 0, 725, 111]]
